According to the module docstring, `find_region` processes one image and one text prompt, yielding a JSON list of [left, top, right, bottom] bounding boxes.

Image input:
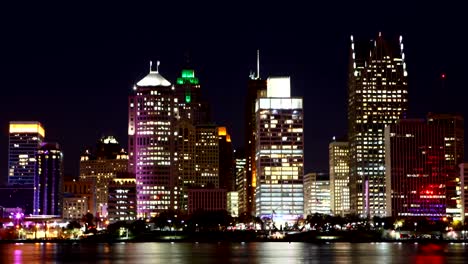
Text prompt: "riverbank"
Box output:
[[1, 230, 467, 244]]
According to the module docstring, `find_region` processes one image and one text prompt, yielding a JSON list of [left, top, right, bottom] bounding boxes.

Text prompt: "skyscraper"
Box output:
[[128, 62, 177, 218], [79, 136, 128, 216], [244, 51, 267, 215], [33, 142, 63, 216], [255, 76, 304, 223], [195, 125, 220, 188], [427, 113, 464, 218], [329, 138, 350, 216], [385, 119, 448, 220], [348, 33, 408, 217], [174, 67, 210, 125], [8, 121, 45, 185]]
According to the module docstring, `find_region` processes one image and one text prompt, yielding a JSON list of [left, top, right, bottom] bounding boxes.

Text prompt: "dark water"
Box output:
[[1, 242, 467, 263]]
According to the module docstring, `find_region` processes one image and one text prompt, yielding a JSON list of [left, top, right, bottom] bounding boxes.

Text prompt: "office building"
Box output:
[[329, 138, 350, 216], [218, 127, 233, 191], [427, 113, 464, 219], [386, 116, 464, 220], [255, 76, 304, 223], [33, 142, 63, 216], [8, 121, 45, 185], [234, 149, 247, 214], [174, 67, 210, 125], [63, 178, 95, 216], [63, 196, 88, 221], [79, 136, 128, 217], [107, 174, 137, 223], [245, 51, 267, 215], [459, 163, 468, 222], [188, 188, 227, 214], [128, 62, 178, 218], [227, 191, 239, 217], [348, 33, 408, 217], [304, 172, 331, 215]]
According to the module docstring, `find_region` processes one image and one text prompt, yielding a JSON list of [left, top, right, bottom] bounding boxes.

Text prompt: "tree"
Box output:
[[82, 212, 96, 234]]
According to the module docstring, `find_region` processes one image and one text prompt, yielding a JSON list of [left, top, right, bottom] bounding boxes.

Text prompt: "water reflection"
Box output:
[[0, 242, 467, 263]]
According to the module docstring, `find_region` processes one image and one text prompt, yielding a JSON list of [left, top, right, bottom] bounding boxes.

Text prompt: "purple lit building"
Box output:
[[385, 118, 461, 220], [128, 62, 178, 218], [33, 142, 63, 216]]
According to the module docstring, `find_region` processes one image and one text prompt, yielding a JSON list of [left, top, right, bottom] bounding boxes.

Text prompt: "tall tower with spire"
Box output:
[[128, 61, 178, 218], [243, 50, 267, 215], [348, 33, 408, 218]]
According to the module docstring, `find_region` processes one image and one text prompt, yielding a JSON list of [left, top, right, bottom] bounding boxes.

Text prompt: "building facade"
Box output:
[[107, 176, 137, 223], [8, 121, 45, 185], [234, 149, 247, 214], [79, 136, 128, 217], [459, 163, 468, 223], [304, 173, 331, 216], [244, 52, 267, 216], [385, 119, 446, 219], [128, 63, 178, 218], [33, 142, 63, 216], [227, 191, 239, 217], [329, 139, 350, 216], [427, 113, 464, 219], [348, 33, 408, 217], [386, 116, 464, 220], [63, 179, 94, 216], [187, 188, 227, 214], [255, 76, 304, 223], [63, 196, 88, 221]]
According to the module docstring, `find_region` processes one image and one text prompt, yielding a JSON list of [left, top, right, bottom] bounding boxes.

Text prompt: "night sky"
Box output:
[[0, 2, 466, 181]]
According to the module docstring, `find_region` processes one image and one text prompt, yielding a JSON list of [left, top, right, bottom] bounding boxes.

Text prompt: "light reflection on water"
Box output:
[[1, 242, 467, 264]]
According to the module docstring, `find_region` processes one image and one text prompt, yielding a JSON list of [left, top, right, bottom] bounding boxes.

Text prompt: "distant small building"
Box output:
[[188, 188, 227, 214], [227, 191, 239, 217], [304, 172, 331, 216], [63, 179, 94, 217], [63, 196, 88, 221]]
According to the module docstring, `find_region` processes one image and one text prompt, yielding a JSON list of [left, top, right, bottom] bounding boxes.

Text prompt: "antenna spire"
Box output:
[[156, 61, 160, 73], [256, 49, 260, 80], [150, 61, 153, 72]]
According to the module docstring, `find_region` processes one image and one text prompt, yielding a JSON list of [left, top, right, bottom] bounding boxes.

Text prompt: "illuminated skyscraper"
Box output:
[[174, 67, 210, 125], [329, 139, 350, 216], [79, 136, 128, 216], [348, 33, 408, 217], [8, 121, 45, 185], [195, 125, 220, 188], [245, 51, 267, 215], [255, 76, 304, 223], [128, 62, 178, 218], [33, 142, 63, 216], [427, 113, 464, 218], [385, 119, 448, 220]]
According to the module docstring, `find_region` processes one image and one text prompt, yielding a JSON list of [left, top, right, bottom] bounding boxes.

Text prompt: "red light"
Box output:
[[441, 73, 446, 79]]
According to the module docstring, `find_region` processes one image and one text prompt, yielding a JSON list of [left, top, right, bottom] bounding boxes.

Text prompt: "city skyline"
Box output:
[[1, 2, 466, 179]]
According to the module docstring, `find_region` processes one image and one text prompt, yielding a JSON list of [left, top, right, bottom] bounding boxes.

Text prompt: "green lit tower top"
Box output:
[[175, 67, 210, 124]]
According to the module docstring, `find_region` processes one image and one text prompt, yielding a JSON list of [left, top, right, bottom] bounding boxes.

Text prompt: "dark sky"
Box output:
[[0, 2, 466, 181]]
